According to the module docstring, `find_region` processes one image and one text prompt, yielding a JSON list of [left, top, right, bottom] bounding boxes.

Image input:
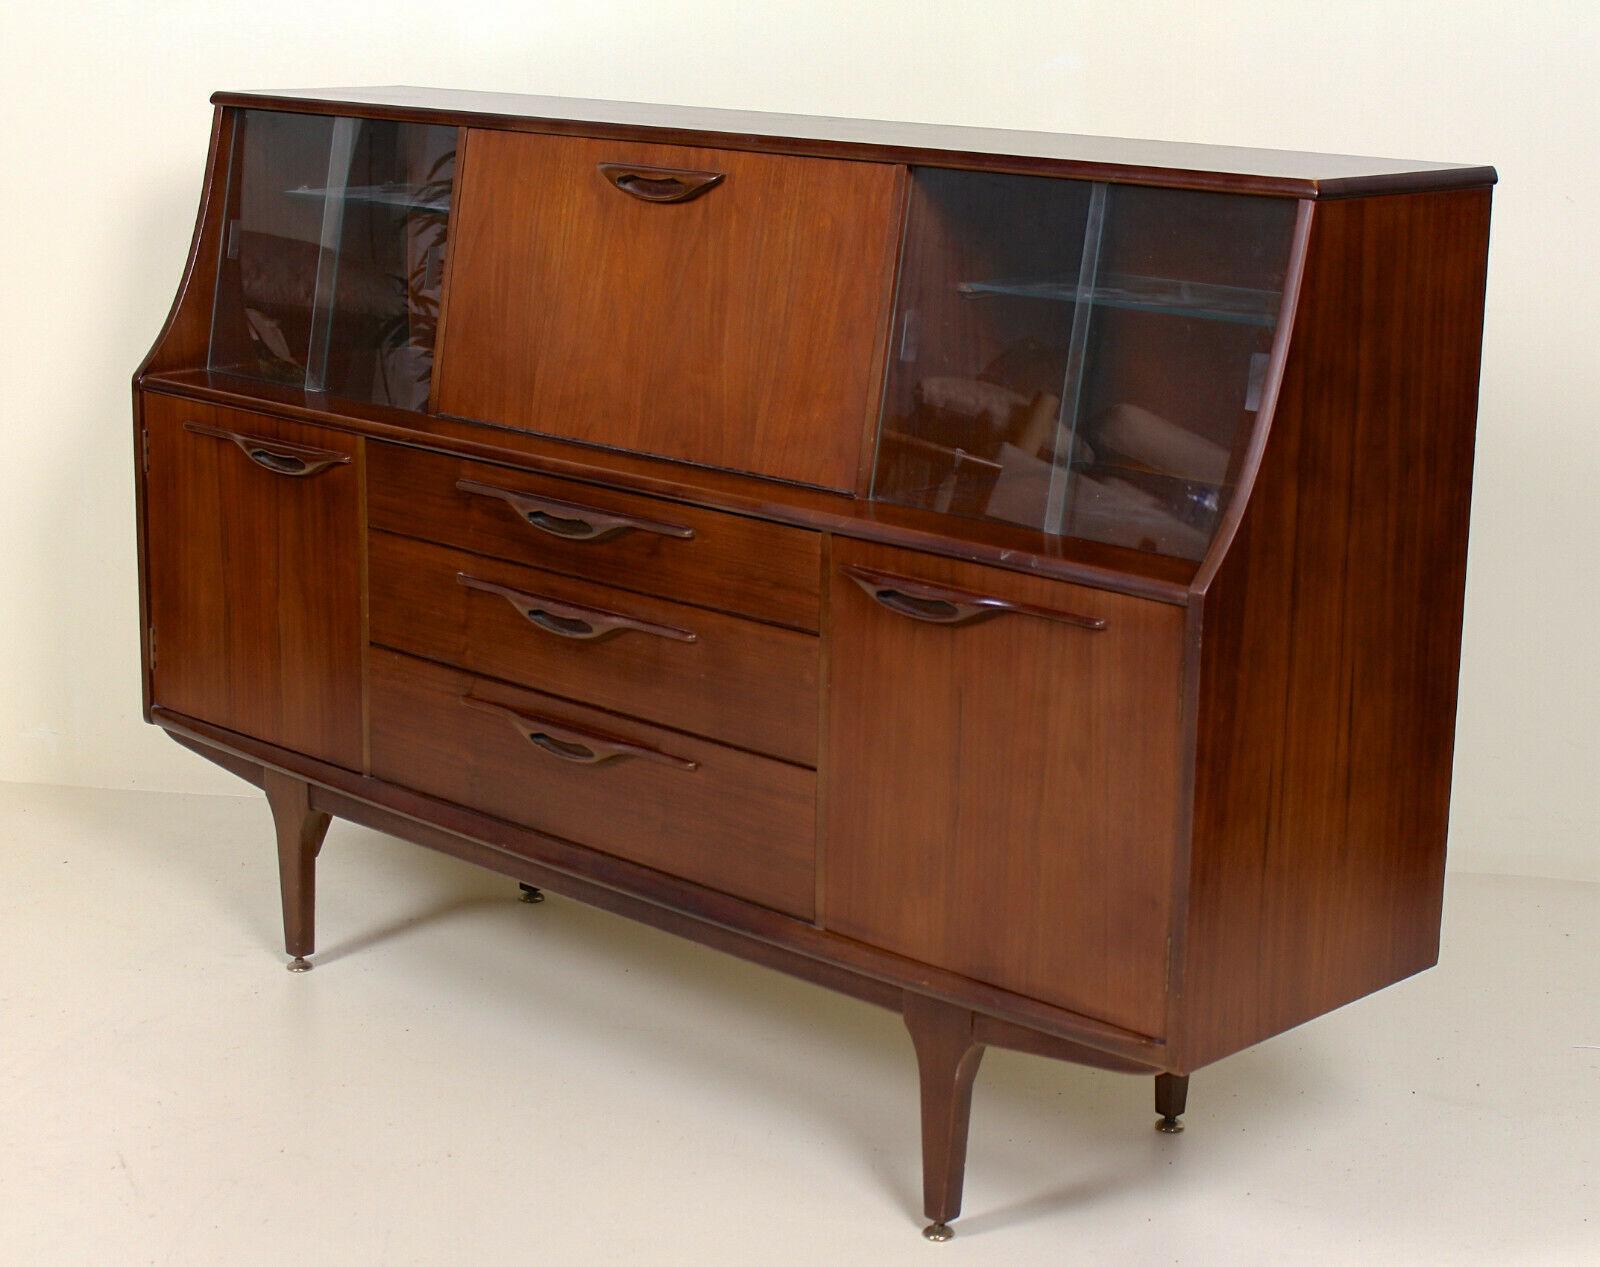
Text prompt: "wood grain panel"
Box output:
[[822, 538, 1185, 1036], [368, 532, 819, 765], [1178, 189, 1492, 1069], [436, 129, 901, 489], [142, 394, 363, 768], [366, 441, 823, 629], [160, 705, 1163, 1063], [368, 649, 817, 919], [213, 88, 1498, 200]]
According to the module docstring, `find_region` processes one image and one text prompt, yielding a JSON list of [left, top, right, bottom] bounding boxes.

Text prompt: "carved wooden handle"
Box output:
[[184, 421, 350, 478], [842, 566, 1108, 631], [598, 162, 725, 203], [456, 479, 694, 543], [461, 697, 699, 771], [456, 573, 697, 643]]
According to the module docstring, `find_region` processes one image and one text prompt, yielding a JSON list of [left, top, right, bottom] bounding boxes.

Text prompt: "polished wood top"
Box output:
[[211, 86, 1496, 198]]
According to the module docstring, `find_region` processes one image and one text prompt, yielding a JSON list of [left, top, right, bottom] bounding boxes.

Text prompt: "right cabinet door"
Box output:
[[823, 539, 1184, 1036]]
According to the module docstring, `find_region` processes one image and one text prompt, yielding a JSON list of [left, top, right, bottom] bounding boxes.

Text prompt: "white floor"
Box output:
[[0, 782, 1595, 1266]]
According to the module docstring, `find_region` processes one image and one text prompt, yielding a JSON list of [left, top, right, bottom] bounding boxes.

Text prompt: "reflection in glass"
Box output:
[[209, 110, 457, 410], [872, 170, 1297, 560]]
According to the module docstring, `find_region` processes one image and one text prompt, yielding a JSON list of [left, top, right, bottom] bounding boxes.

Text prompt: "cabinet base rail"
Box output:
[[171, 712, 1193, 1237]]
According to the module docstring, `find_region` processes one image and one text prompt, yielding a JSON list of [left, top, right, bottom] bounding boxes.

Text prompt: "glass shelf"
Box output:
[[208, 110, 458, 411], [285, 182, 452, 214], [870, 169, 1298, 561], [956, 273, 1280, 327]]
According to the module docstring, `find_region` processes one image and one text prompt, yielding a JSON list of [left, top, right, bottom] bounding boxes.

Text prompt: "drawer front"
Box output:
[[369, 532, 819, 765], [369, 649, 817, 919], [436, 129, 901, 490], [367, 442, 822, 631]]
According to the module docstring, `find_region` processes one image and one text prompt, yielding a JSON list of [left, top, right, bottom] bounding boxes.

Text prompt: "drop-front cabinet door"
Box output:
[[436, 130, 902, 490], [822, 539, 1184, 1036], [141, 394, 363, 769]]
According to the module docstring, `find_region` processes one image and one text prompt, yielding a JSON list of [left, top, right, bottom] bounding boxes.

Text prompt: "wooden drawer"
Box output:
[[435, 130, 901, 490], [369, 649, 817, 919], [369, 532, 819, 765], [367, 442, 821, 631]]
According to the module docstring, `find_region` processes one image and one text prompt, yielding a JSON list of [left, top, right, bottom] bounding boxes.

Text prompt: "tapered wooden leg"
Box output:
[[903, 993, 986, 1241], [264, 769, 331, 972], [1155, 1072, 1189, 1133]]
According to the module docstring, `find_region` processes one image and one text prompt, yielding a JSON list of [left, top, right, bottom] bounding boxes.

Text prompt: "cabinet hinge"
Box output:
[[141, 429, 150, 473], [148, 624, 156, 668]]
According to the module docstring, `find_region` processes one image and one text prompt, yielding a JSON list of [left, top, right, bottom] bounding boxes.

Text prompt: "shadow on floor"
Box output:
[[59, 785, 1312, 1236]]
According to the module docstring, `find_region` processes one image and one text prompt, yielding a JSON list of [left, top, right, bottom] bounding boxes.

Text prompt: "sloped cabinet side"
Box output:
[[1176, 188, 1493, 1071], [135, 107, 234, 381]]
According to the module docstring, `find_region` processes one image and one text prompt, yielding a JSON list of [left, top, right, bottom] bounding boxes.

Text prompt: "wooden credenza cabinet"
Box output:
[[134, 87, 1494, 1239]]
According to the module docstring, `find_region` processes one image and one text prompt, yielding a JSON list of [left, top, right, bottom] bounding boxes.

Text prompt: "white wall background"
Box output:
[[1, 2, 1594, 879]]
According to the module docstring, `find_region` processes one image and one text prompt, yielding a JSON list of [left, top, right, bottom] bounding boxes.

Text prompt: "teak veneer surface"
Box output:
[[368, 649, 819, 920], [213, 86, 1496, 199], [131, 89, 1495, 1237], [143, 395, 363, 770], [153, 704, 1166, 1066], [367, 440, 826, 630], [1178, 188, 1492, 1069], [823, 539, 1185, 1037], [368, 532, 820, 766], [438, 130, 902, 490]]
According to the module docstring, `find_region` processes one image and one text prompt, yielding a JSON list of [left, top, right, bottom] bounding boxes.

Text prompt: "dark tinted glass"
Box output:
[[872, 170, 1297, 559], [210, 110, 457, 410]]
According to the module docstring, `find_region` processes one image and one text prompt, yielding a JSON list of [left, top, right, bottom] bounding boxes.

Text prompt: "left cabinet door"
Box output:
[[141, 395, 364, 769]]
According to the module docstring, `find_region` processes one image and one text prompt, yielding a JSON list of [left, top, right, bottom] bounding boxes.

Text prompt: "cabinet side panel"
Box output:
[[1179, 188, 1491, 1069]]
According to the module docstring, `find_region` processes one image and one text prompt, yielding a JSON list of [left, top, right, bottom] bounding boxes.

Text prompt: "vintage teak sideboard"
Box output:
[[133, 87, 1494, 1239]]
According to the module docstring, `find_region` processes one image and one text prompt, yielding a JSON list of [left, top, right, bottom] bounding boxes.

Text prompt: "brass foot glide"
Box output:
[[518, 884, 546, 904], [1155, 1072, 1189, 1134], [922, 1222, 954, 1242], [287, 956, 312, 973]]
